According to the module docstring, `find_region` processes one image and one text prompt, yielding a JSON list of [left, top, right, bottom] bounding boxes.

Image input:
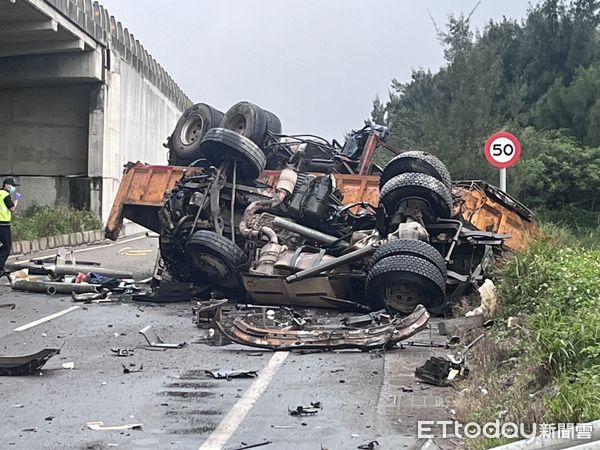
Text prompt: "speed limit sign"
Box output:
[[485, 131, 521, 168], [484, 131, 521, 193]]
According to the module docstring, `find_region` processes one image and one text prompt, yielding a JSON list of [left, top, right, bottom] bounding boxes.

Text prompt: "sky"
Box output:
[[99, 0, 532, 140]]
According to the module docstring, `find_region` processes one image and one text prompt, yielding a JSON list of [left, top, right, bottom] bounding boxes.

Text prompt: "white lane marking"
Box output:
[[198, 351, 289, 450], [14, 306, 80, 332], [8, 234, 148, 260]]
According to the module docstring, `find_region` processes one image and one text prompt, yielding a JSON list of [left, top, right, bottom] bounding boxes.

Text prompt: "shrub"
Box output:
[[11, 204, 102, 241]]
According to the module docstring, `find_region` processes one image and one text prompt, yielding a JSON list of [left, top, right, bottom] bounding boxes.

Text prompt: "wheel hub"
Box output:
[[384, 284, 425, 313], [229, 113, 247, 133], [193, 253, 231, 280], [181, 114, 204, 145]]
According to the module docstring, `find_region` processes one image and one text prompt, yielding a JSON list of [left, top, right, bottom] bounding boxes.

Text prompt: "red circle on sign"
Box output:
[[484, 131, 521, 168]]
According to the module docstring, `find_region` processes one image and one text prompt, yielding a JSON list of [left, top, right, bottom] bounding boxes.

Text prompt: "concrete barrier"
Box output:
[[8, 222, 148, 257]]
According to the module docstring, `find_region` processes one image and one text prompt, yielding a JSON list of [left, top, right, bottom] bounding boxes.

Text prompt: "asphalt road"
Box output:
[[0, 235, 452, 450]]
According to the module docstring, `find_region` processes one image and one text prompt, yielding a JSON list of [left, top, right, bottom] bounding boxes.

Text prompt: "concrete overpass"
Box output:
[[0, 0, 192, 220]]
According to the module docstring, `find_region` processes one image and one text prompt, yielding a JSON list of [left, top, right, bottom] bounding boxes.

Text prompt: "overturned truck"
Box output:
[[106, 101, 538, 315]]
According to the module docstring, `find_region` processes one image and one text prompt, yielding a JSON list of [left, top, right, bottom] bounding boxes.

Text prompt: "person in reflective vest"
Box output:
[[0, 177, 20, 278]]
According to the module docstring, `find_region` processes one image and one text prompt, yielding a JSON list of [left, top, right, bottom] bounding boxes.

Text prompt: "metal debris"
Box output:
[[72, 291, 111, 303], [215, 304, 430, 351], [0, 303, 15, 309], [86, 421, 143, 431], [357, 441, 379, 449], [415, 333, 484, 386], [289, 404, 321, 416], [204, 369, 258, 379], [111, 347, 134, 357], [0, 348, 60, 376], [139, 325, 187, 349], [122, 363, 143, 374], [232, 441, 273, 450]]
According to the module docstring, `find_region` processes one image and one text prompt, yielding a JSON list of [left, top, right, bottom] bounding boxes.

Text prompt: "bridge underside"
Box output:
[[0, 0, 189, 220]]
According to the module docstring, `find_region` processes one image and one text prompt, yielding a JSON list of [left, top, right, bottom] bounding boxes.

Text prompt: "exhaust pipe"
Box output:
[[11, 280, 101, 295], [272, 217, 348, 247], [285, 244, 377, 284]]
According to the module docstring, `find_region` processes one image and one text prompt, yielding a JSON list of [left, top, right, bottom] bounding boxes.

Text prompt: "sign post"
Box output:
[[484, 131, 521, 193]]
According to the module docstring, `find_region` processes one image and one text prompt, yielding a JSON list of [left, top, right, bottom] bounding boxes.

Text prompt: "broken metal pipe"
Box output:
[[272, 216, 348, 247], [11, 280, 101, 295], [285, 243, 377, 284]]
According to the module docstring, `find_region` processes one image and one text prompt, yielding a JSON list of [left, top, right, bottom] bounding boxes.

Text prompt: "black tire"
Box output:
[[380, 172, 452, 220], [170, 103, 224, 164], [264, 109, 282, 135], [185, 230, 248, 291], [365, 254, 446, 314], [198, 128, 266, 182], [380, 151, 452, 190], [370, 239, 446, 277], [221, 101, 268, 145]]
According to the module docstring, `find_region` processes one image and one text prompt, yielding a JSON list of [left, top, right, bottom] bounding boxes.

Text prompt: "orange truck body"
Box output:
[[105, 163, 538, 250]]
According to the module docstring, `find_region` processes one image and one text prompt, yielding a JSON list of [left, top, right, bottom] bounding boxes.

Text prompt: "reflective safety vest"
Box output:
[[0, 190, 11, 223]]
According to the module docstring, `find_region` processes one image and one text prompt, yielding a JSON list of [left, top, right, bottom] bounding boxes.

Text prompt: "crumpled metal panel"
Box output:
[[0, 348, 60, 376], [215, 304, 430, 351]]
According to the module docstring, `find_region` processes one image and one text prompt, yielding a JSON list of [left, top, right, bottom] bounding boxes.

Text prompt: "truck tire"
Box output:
[[185, 230, 248, 291], [365, 254, 446, 314], [380, 151, 452, 190], [370, 239, 446, 278], [380, 172, 452, 220], [170, 103, 224, 164], [264, 109, 282, 135], [221, 101, 269, 145], [198, 128, 267, 182]]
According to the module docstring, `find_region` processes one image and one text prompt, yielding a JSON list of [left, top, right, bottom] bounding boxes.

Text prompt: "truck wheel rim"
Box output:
[[228, 114, 247, 133], [384, 285, 424, 312], [193, 253, 231, 279], [181, 114, 204, 145]]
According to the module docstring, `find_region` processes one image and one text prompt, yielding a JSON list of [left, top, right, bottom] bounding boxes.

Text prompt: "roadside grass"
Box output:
[[452, 224, 600, 449], [11, 204, 102, 241]]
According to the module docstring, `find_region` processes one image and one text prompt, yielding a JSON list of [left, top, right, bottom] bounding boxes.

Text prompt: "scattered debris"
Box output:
[[415, 356, 467, 386], [111, 347, 134, 357], [204, 369, 258, 379], [289, 404, 320, 416], [8, 268, 30, 282], [122, 364, 143, 374], [357, 441, 379, 449], [72, 291, 111, 303], [0, 303, 16, 309], [0, 348, 60, 376], [86, 421, 143, 431], [133, 281, 199, 303], [232, 441, 273, 450], [49, 264, 133, 280], [61, 362, 75, 369], [216, 304, 430, 351], [139, 325, 187, 349], [193, 298, 229, 327], [415, 333, 485, 386]]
